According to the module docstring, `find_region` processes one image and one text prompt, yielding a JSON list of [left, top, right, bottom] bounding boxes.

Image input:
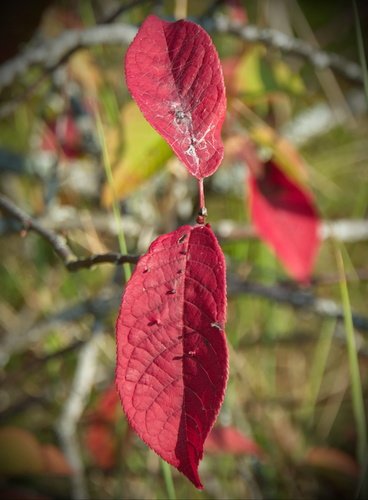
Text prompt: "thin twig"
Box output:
[[0, 193, 139, 270], [67, 253, 139, 271], [99, 0, 153, 24], [0, 193, 75, 263], [228, 277, 368, 332]]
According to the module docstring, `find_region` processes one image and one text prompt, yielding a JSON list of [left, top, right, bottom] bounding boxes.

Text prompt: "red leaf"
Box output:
[[249, 160, 320, 282], [41, 445, 72, 476], [125, 15, 226, 179], [116, 224, 228, 489], [85, 423, 116, 470], [84, 384, 120, 469], [205, 426, 263, 457], [305, 447, 359, 477], [92, 383, 119, 424], [40, 114, 83, 159]]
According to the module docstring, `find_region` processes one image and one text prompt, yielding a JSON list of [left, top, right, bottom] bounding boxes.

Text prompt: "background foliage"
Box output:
[[0, 0, 367, 498]]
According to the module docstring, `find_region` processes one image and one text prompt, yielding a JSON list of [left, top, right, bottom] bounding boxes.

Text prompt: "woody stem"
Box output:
[[198, 178, 206, 213]]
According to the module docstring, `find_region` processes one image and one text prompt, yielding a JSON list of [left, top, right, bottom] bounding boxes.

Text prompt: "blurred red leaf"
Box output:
[[84, 384, 120, 469], [0, 427, 45, 476], [205, 426, 263, 457], [0, 487, 50, 500], [41, 445, 72, 476], [85, 423, 116, 470], [226, 0, 248, 24], [305, 447, 359, 477], [116, 224, 228, 489], [125, 15, 226, 179], [0, 427, 71, 477], [222, 57, 241, 97], [92, 383, 119, 424], [40, 114, 83, 159], [249, 160, 320, 282]]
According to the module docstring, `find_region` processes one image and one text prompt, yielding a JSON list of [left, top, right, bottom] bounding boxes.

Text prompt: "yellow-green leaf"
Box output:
[[235, 45, 305, 102], [102, 101, 173, 205]]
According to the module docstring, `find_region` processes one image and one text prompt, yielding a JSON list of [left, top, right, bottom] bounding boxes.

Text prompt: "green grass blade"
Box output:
[[161, 460, 176, 500], [304, 319, 335, 426], [95, 111, 132, 281], [333, 242, 367, 466], [352, 0, 368, 106]]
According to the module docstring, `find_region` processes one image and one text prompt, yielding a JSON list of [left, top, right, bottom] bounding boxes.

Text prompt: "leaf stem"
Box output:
[[352, 0, 368, 107], [196, 178, 207, 224], [174, 0, 188, 20], [161, 460, 176, 500], [95, 110, 132, 281], [333, 242, 367, 467], [198, 178, 206, 212]]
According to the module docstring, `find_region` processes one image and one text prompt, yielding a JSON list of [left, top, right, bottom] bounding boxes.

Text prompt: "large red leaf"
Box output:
[[125, 15, 226, 179], [249, 160, 320, 282], [116, 224, 228, 488]]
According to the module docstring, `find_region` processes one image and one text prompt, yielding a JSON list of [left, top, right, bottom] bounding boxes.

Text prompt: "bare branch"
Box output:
[[0, 193, 75, 263], [214, 219, 368, 243], [212, 15, 363, 85], [0, 23, 137, 93], [0, 15, 363, 117], [66, 252, 139, 271], [0, 193, 139, 270], [228, 277, 368, 332]]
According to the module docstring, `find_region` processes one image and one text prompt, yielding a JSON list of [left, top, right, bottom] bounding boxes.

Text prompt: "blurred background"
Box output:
[[0, 0, 367, 498]]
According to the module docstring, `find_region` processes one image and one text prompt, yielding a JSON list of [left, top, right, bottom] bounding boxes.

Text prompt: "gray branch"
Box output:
[[0, 193, 139, 270], [2, 273, 368, 368], [0, 16, 363, 96], [228, 277, 368, 332], [214, 219, 368, 243], [212, 15, 363, 85], [0, 23, 137, 92]]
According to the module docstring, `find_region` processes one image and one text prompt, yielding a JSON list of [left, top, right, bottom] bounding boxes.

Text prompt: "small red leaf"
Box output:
[[125, 15, 226, 179], [249, 160, 320, 282], [116, 224, 228, 488], [205, 426, 263, 457]]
